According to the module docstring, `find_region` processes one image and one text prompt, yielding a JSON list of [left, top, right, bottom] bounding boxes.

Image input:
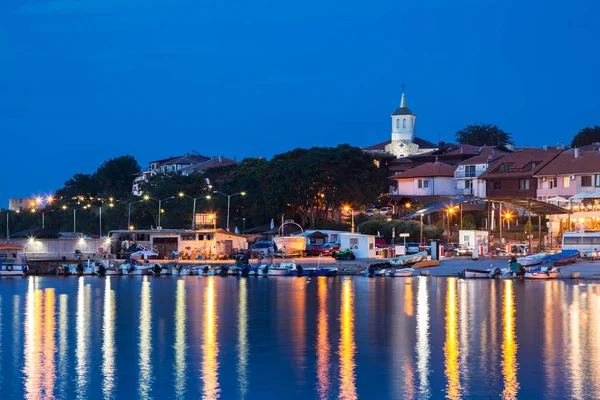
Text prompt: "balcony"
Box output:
[[455, 171, 477, 179]]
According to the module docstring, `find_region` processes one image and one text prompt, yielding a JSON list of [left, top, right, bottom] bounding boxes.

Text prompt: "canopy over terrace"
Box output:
[[401, 197, 570, 253], [402, 197, 569, 220]]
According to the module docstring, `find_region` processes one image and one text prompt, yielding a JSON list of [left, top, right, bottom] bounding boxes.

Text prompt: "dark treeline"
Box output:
[[0, 145, 387, 237]]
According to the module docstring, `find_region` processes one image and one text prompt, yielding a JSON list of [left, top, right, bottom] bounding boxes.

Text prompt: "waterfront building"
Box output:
[[109, 228, 248, 259], [390, 162, 459, 200], [478, 147, 562, 199], [454, 153, 506, 197], [535, 145, 600, 234]]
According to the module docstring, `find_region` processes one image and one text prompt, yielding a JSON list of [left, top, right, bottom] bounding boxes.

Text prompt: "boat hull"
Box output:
[[267, 268, 291, 276], [388, 268, 414, 277], [460, 268, 491, 278], [0, 264, 26, 276], [517, 253, 546, 267]]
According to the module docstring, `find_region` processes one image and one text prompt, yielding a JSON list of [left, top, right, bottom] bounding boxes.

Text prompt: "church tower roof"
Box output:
[[391, 90, 416, 116]]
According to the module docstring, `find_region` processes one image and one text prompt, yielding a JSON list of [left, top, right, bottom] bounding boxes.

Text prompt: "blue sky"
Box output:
[[1, 0, 599, 203]]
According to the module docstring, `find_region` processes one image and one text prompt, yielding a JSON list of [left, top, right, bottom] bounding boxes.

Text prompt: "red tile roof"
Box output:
[[479, 148, 562, 179], [390, 162, 456, 179], [457, 153, 507, 166], [534, 149, 600, 176], [363, 140, 391, 151], [181, 157, 237, 173]]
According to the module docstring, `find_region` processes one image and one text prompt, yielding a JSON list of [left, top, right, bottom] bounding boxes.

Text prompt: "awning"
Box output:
[[570, 192, 600, 201], [402, 196, 570, 219]]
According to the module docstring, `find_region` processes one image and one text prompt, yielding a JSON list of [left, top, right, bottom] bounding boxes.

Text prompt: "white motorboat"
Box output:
[[387, 267, 415, 277], [389, 251, 427, 267], [460, 268, 493, 279], [517, 253, 546, 267], [525, 265, 561, 279], [267, 261, 295, 276], [0, 244, 28, 276], [59, 262, 95, 276]]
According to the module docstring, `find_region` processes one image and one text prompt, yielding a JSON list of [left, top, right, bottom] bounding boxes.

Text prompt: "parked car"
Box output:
[[365, 208, 379, 216], [447, 243, 472, 256], [249, 241, 277, 258], [304, 244, 334, 257], [380, 206, 393, 216], [405, 242, 421, 254], [322, 242, 340, 251]]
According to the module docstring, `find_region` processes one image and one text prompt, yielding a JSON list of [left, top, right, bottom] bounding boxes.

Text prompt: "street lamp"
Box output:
[[61, 204, 88, 233], [417, 210, 425, 246], [213, 191, 246, 231], [343, 206, 355, 233], [447, 206, 455, 241], [144, 195, 176, 227], [178, 192, 212, 229], [208, 213, 217, 230]]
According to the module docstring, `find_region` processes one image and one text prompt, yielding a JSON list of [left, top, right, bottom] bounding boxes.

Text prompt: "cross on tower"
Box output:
[[401, 82, 407, 93]]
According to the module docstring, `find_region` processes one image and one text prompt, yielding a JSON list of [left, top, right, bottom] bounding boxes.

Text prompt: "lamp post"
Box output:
[[343, 206, 355, 233], [213, 191, 246, 231], [447, 206, 455, 242], [142, 195, 176, 228], [62, 205, 86, 233], [178, 192, 212, 229], [418, 210, 424, 246], [208, 214, 217, 230]]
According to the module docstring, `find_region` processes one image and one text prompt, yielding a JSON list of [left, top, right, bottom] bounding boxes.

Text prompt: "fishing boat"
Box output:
[[517, 253, 546, 267], [525, 265, 561, 279], [59, 262, 95, 276], [389, 251, 427, 266], [542, 249, 579, 265], [313, 267, 337, 277], [387, 267, 415, 277], [267, 261, 294, 276], [0, 244, 28, 276], [121, 262, 162, 275], [460, 268, 493, 278]]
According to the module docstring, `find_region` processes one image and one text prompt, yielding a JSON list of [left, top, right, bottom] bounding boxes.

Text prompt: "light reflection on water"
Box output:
[[6, 277, 600, 398], [444, 277, 461, 399], [415, 277, 430, 399], [237, 278, 248, 399], [102, 276, 116, 400], [316, 278, 330, 399], [339, 278, 357, 400], [174, 279, 187, 400], [139, 275, 152, 399], [501, 280, 519, 400], [202, 277, 219, 399]]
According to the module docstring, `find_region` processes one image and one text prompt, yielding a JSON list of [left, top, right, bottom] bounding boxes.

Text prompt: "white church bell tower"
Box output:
[[385, 88, 419, 158]]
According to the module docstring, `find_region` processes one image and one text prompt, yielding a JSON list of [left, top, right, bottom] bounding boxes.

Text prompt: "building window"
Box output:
[[519, 179, 530, 190], [403, 119, 406, 129], [582, 176, 592, 187], [396, 119, 400, 129], [418, 179, 429, 189], [465, 165, 476, 177], [181, 234, 196, 241], [595, 175, 600, 187], [465, 180, 473, 189], [549, 177, 557, 189], [563, 176, 570, 188], [493, 181, 502, 190]]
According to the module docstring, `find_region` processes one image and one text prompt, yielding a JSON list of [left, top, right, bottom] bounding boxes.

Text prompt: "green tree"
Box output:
[[461, 214, 476, 230], [95, 155, 141, 197], [571, 126, 600, 147], [455, 123, 513, 146]]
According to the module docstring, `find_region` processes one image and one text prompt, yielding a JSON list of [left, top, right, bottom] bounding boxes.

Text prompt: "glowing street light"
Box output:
[[143, 196, 176, 227], [343, 205, 355, 234], [178, 192, 213, 229], [213, 190, 246, 231], [208, 213, 217, 230]]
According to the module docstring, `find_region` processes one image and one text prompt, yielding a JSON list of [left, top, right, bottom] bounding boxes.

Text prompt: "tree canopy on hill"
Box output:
[[455, 123, 513, 146], [571, 126, 600, 147]]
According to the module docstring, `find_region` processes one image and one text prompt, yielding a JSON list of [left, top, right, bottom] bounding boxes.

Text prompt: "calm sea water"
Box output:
[[0, 276, 598, 399]]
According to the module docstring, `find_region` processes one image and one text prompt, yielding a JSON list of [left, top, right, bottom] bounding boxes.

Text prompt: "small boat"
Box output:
[[389, 251, 427, 267], [460, 268, 493, 279], [121, 262, 162, 275], [59, 262, 95, 276], [517, 253, 546, 267], [313, 267, 337, 277], [542, 250, 579, 265], [94, 261, 121, 276], [267, 261, 294, 276], [413, 260, 440, 269], [0, 244, 28, 276], [387, 267, 414, 277], [525, 265, 561, 279]]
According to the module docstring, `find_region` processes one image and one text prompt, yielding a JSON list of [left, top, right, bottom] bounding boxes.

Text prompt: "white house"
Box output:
[[390, 162, 458, 197], [454, 153, 506, 197], [109, 229, 248, 259], [339, 233, 376, 258]]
